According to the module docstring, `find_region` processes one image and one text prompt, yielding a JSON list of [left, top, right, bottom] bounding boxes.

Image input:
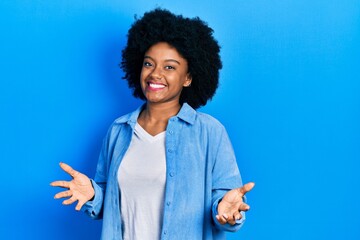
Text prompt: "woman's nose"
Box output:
[[150, 66, 163, 79]]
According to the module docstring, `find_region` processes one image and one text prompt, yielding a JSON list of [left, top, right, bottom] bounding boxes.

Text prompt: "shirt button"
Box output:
[[167, 149, 172, 153], [169, 172, 174, 177], [166, 201, 171, 206], [164, 230, 167, 235], [169, 130, 174, 134]]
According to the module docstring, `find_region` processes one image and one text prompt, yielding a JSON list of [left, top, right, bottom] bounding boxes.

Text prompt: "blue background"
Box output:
[[1, 0, 359, 239]]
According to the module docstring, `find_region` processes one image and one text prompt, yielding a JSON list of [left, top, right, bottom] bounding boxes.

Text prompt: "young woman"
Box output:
[[51, 8, 254, 240]]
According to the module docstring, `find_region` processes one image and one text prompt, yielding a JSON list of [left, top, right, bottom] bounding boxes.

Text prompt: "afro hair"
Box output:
[[121, 8, 222, 109]]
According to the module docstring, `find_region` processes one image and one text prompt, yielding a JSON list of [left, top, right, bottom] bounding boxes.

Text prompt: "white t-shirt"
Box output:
[[117, 122, 166, 240]]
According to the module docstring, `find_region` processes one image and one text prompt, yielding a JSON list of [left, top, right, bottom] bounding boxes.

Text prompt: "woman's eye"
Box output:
[[165, 66, 175, 70], [143, 61, 152, 67]]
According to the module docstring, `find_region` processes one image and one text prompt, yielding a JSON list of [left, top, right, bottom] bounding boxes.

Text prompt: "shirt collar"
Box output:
[[114, 104, 144, 128], [175, 103, 196, 125], [114, 102, 196, 126]]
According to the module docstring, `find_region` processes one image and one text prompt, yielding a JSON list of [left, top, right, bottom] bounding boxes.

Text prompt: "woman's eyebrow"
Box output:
[[165, 59, 181, 65], [144, 56, 181, 65], [143, 55, 153, 61]]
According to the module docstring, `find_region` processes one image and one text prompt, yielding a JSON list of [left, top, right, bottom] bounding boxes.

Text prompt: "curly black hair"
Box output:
[[121, 8, 222, 109]]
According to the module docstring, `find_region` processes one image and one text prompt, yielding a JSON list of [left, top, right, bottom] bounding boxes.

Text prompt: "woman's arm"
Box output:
[[51, 123, 115, 219], [210, 125, 254, 231]]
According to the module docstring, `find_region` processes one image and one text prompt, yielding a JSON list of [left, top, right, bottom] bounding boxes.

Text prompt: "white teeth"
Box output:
[[149, 83, 165, 89]]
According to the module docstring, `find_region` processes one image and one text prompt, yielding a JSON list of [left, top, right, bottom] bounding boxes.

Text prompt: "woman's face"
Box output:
[[140, 42, 192, 105]]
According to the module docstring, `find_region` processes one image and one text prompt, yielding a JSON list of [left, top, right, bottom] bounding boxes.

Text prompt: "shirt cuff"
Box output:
[[81, 179, 103, 217]]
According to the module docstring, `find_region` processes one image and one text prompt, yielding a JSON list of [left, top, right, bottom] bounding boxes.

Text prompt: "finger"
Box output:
[[59, 162, 79, 178], [216, 215, 227, 225], [75, 199, 86, 211], [50, 180, 70, 188], [238, 202, 250, 211], [234, 211, 243, 221], [237, 182, 255, 196], [226, 214, 236, 225], [54, 190, 72, 199], [62, 196, 77, 205]]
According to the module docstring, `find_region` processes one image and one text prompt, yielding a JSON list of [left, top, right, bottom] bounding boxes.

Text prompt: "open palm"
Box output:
[[216, 182, 255, 225], [51, 162, 94, 211]]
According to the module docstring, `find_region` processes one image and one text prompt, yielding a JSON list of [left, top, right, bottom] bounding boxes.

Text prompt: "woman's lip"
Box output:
[[146, 82, 166, 91]]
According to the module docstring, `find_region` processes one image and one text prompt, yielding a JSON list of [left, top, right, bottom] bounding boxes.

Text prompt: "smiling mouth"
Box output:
[[147, 82, 166, 89]]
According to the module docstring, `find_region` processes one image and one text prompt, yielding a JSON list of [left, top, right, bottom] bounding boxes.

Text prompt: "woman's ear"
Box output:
[[183, 74, 192, 87]]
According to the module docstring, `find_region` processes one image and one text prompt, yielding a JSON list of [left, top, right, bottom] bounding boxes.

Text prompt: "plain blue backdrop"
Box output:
[[1, 0, 359, 239]]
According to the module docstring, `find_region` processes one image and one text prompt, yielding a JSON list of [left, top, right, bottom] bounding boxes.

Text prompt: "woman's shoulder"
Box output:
[[179, 103, 226, 131], [196, 111, 221, 124], [195, 110, 227, 133], [114, 106, 143, 124]]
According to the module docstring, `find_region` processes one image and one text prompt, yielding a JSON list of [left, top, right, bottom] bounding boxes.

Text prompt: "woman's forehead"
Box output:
[[144, 42, 187, 63]]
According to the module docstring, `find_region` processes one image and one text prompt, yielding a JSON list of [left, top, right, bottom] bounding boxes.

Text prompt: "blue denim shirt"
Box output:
[[82, 103, 245, 239]]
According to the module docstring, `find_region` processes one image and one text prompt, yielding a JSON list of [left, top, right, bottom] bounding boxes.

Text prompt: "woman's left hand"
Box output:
[[216, 182, 255, 225]]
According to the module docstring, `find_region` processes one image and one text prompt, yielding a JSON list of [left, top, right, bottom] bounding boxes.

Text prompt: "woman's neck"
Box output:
[[137, 101, 181, 136], [143, 101, 181, 122]]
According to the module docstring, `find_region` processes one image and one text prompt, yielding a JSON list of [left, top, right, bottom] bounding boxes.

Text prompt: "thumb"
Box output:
[[238, 182, 255, 196]]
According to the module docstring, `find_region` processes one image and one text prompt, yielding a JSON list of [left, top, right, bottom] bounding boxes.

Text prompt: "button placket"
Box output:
[[162, 118, 178, 237]]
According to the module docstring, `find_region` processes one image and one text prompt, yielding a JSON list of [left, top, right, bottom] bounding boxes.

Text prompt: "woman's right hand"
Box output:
[[51, 162, 95, 211]]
